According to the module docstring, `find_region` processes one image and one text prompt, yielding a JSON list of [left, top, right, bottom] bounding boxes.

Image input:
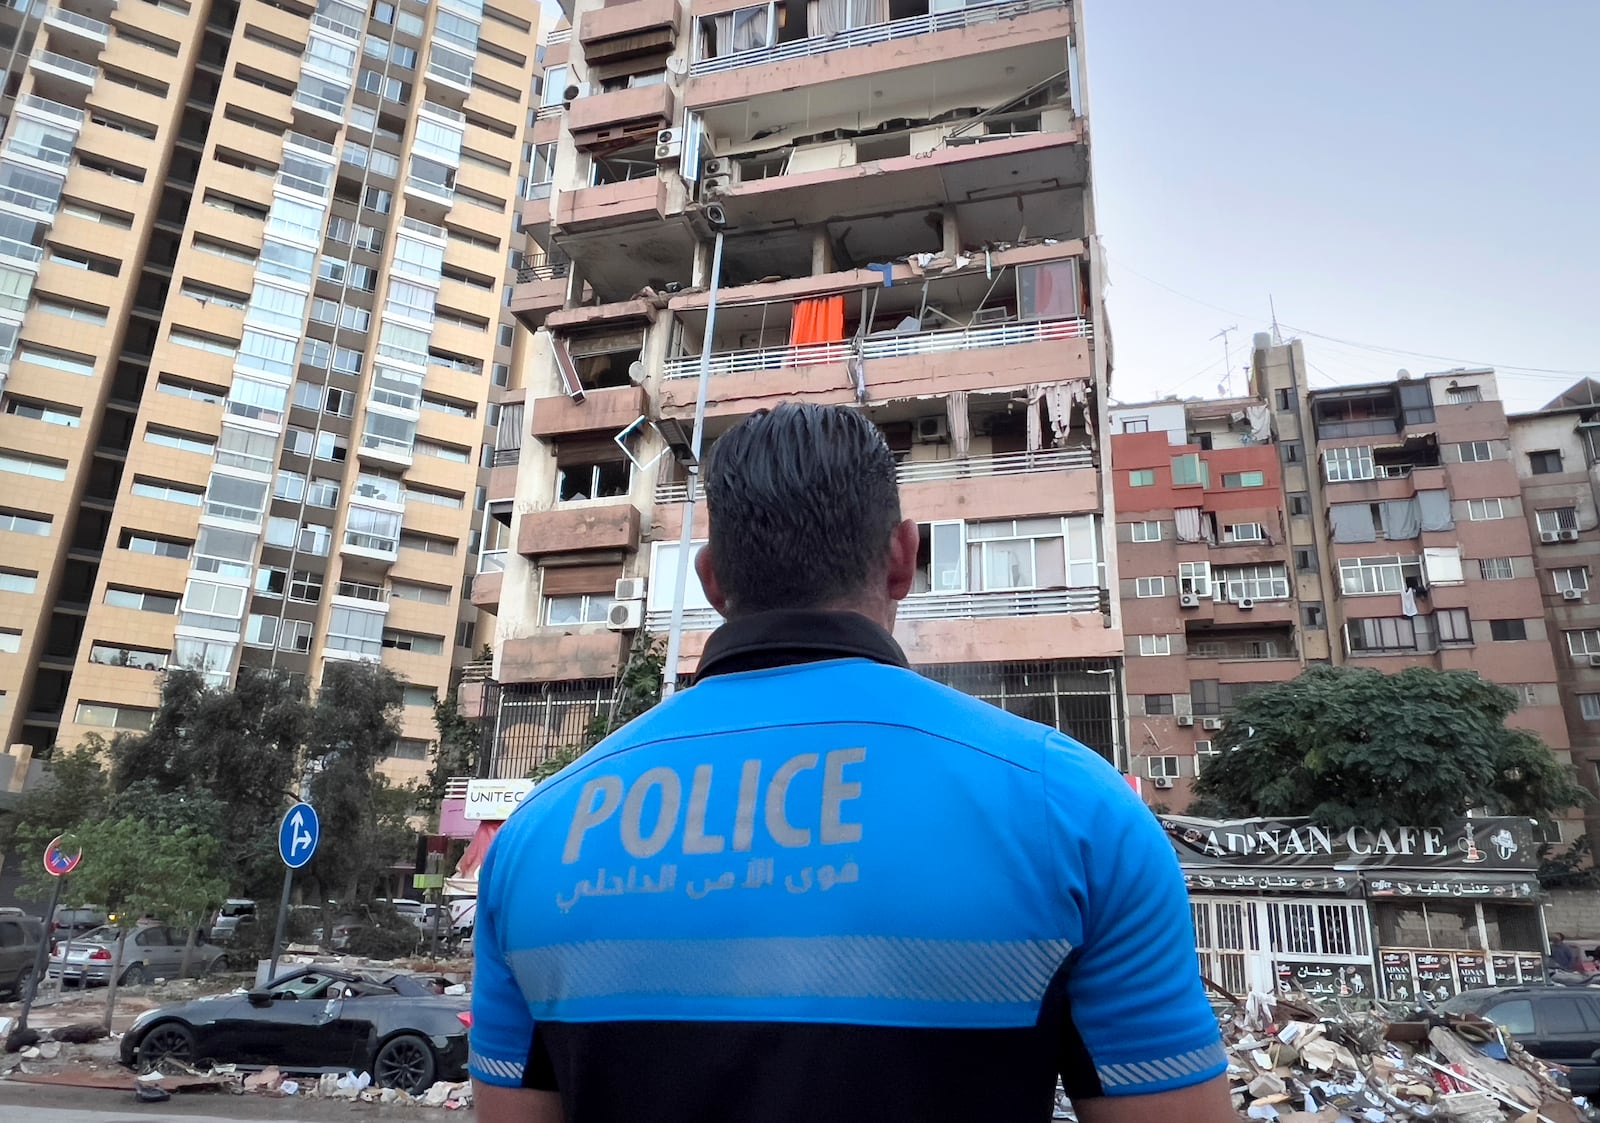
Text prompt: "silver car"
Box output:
[[49, 923, 227, 986]]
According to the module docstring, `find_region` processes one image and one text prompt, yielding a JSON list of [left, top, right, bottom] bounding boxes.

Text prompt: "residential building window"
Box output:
[[1490, 619, 1529, 642], [289, 570, 323, 602], [1135, 576, 1167, 598], [1214, 564, 1290, 602], [1294, 547, 1317, 573], [1274, 388, 1294, 411], [1136, 635, 1171, 657], [1178, 562, 1211, 598], [391, 738, 431, 761], [1536, 507, 1579, 534], [256, 567, 287, 597], [1467, 498, 1505, 521], [1529, 450, 1564, 475], [1221, 471, 1265, 489], [399, 532, 457, 555], [382, 630, 445, 655], [961, 517, 1101, 592], [1121, 417, 1148, 434], [1143, 694, 1175, 716], [307, 478, 340, 508], [1146, 756, 1180, 780], [1346, 617, 1429, 654], [104, 587, 179, 614], [391, 581, 451, 605], [1282, 441, 1302, 464], [546, 593, 615, 626], [557, 460, 630, 503], [1302, 604, 1325, 628], [1457, 440, 1493, 463], [1445, 384, 1483, 404], [74, 703, 154, 731], [132, 479, 203, 507], [0, 451, 68, 480], [1324, 446, 1375, 482], [1478, 557, 1515, 581], [275, 470, 306, 502], [0, 509, 50, 536], [1555, 567, 1590, 594], [315, 432, 349, 462], [1437, 608, 1473, 645], [1288, 493, 1309, 517], [1171, 454, 1207, 487], [1567, 630, 1600, 659], [244, 615, 278, 648], [403, 685, 438, 708], [278, 619, 313, 653], [5, 398, 79, 427], [0, 569, 38, 594], [1338, 554, 1424, 596], [1130, 521, 1161, 543], [0, 629, 18, 654], [1516, 684, 1540, 707], [87, 643, 167, 670], [1222, 522, 1265, 543], [1127, 469, 1155, 487], [327, 607, 384, 657], [1195, 740, 1220, 770], [1579, 694, 1600, 721]]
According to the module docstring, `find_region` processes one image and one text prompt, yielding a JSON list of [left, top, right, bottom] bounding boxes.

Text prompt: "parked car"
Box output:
[[448, 897, 476, 940], [49, 923, 227, 986], [209, 899, 257, 944], [0, 908, 45, 997], [1442, 985, 1600, 1095], [51, 906, 107, 941], [119, 966, 470, 1093]]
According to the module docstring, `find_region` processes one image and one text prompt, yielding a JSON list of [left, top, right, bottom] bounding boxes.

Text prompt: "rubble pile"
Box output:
[[1218, 990, 1592, 1123]]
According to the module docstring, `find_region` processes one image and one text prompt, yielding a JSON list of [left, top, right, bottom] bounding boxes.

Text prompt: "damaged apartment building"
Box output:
[[462, 0, 1124, 787], [1112, 338, 1577, 841]]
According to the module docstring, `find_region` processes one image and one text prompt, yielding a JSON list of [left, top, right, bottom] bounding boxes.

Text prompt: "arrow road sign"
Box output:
[[44, 833, 81, 877], [278, 802, 320, 869]]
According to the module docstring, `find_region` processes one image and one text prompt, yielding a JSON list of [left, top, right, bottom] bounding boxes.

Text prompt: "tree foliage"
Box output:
[[1190, 665, 1588, 830], [530, 636, 666, 782]]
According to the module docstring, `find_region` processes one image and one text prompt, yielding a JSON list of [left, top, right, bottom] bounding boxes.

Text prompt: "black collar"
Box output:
[[695, 610, 910, 680]]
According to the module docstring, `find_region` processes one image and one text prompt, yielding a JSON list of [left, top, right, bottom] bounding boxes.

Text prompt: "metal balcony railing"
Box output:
[[515, 256, 571, 284], [690, 0, 1067, 76], [20, 95, 84, 123], [645, 587, 1103, 632], [654, 446, 1093, 504], [45, 8, 109, 37], [661, 317, 1090, 380], [33, 51, 97, 80], [335, 580, 390, 603]]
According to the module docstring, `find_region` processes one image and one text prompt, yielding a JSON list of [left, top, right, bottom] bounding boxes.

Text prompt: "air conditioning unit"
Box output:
[[701, 173, 733, 197], [1201, 717, 1224, 731], [1175, 715, 1195, 727], [1562, 588, 1585, 601], [1589, 654, 1600, 669], [1560, 529, 1580, 541], [562, 82, 589, 103], [655, 127, 682, 162], [971, 306, 1011, 326], [606, 600, 643, 631], [615, 577, 647, 601], [1152, 777, 1175, 790], [914, 416, 949, 443], [1236, 597, 1255, 610], [1541, 530, 1561, 543], [1179, 592, 1200, 608], [704, 157, 734, 177]]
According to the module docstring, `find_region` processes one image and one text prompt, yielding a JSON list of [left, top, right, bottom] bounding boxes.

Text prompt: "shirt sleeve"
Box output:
[[1046, 738, 1227, 1099], [468, 836, 538, 1088]]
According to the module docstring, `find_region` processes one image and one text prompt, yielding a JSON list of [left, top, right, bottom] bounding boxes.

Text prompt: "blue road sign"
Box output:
[[278, 802, 320, 869], [44, 833, 81, 877]]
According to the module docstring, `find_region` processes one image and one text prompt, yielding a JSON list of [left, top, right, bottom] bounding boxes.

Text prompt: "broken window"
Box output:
[[590, 144, 655, 186], [567, 329, 643, 390], [557, 460, 631, 503]]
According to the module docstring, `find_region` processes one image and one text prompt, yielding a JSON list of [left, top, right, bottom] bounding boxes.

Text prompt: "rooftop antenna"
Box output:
[[1212, 324, 1238, 395], [1269, 295, 1282, 344]]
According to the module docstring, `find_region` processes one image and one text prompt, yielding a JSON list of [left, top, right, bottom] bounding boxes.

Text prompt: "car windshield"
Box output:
[[75, 926, 119, 944], [269, 971, 404, 1000]]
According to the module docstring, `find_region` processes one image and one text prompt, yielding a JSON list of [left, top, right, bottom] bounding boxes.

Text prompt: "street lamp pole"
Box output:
[[662, 226, 726, 698]]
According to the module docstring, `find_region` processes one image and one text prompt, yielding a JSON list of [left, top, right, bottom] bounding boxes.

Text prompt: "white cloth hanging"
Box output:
[[1174, 508, 1204, 543], [1025, 385, 1045, 452], [946, 390, 970, 458], [1400, 587, 1418, 618]]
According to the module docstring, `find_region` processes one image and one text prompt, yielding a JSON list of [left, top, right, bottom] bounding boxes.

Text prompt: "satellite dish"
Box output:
[[666, 56, 688, 76], [628, 360, 646, 384]]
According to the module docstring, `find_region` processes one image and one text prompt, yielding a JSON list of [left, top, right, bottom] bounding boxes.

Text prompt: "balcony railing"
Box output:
[[655, 446, 1094, 504], [515, 256, 570, 284], [335, 580, 390, 603], [20, 95, 84, 124], [646, 587, 1102, 632], [45, 8, 109, 38], [33, 51, 97, 81], [661, 317, 1091, 380], [690, 0, 1067, 76]]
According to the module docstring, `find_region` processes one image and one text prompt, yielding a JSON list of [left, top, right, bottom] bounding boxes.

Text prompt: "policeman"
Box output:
[[471, 403, 1234, 1123]]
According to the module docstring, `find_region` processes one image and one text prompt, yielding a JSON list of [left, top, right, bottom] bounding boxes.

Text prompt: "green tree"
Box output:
[[421, 689, 483, 812], [301, 663, 417, 921], [109, 668, 307, 899], [1190, 665, 1589, 830], [3, 741, 111, 862]]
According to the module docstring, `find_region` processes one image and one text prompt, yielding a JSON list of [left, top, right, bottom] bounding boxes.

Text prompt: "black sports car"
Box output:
[[119, 966, 470, 1093]]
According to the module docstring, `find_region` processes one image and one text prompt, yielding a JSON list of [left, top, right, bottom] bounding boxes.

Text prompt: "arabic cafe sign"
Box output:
[[1159, 815, 1538, 872], [465, 778, 537, 821]]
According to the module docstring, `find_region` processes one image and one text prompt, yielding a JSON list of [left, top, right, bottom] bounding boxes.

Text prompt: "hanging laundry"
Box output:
[[1400, 587, 1418, 618], [1025, 385, 1045, 452], [946, 390, 970, 458], [866, 263, 894, 288], [1174, 508, 1204, 543]]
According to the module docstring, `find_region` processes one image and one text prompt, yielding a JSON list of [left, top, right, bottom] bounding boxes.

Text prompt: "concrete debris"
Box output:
[[1215, 989, 1594, 1123]]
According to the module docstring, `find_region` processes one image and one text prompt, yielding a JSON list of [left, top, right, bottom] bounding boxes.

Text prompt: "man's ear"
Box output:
[[884, 519, 919, 602], [694, 544, 728, 615]]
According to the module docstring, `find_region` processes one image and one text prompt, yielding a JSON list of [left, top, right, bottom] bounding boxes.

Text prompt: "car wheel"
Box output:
[[11, 965, 31, 998], [203, 957, 226, 976], [137, 1022, 195, 1072], [372, 1033, 436, 1094], [120, 964, 148, 986]]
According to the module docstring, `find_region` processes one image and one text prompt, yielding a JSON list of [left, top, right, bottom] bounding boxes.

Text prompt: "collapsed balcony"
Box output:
[[657, 252, 1090, 415]]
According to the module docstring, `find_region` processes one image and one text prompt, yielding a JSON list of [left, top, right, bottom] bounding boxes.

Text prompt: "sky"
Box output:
[[1082, 1, 1600, 413]]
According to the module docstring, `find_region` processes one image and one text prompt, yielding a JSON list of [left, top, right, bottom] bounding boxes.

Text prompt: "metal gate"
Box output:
[[1191, 897, 1272, 997], [1193, 897, 1373, 999]]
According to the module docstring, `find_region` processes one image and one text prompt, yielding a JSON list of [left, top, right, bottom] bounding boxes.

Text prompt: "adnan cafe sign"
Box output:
[[1159, 815, 1542, 898]]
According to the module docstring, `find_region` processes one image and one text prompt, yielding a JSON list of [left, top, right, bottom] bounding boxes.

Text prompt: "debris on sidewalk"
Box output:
[[1210, 986, 1593, 1123]]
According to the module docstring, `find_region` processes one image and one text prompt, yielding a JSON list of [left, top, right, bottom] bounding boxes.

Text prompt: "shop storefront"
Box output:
[[1163, 815, 1545, 1001]]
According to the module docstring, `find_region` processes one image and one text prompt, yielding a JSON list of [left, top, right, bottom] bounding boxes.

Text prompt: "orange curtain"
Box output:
[[789, 296, 846, 347]]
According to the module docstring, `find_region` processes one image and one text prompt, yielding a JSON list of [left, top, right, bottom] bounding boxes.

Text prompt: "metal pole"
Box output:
[[663, 228, 725, 698], [267, 865, 293, 983], [16, 874, 64, 1031]]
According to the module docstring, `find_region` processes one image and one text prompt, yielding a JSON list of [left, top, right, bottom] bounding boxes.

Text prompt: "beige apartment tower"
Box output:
[[0, 0, 542, 779]]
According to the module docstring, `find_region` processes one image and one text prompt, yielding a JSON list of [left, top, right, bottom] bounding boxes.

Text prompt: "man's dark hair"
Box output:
[[702, 403, 901, 616]]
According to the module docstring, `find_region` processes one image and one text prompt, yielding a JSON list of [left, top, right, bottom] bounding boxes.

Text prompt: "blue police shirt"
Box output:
[[471, 611, 1224, 1120]]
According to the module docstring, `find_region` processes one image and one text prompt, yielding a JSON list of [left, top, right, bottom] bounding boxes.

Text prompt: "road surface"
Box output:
[[0, 1084, 438, 1121]]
